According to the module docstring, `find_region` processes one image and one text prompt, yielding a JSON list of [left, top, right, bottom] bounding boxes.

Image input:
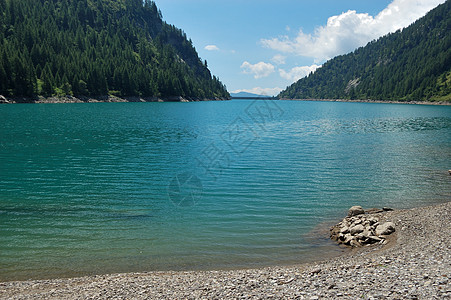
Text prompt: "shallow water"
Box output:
[[0, 100, 450, 281]]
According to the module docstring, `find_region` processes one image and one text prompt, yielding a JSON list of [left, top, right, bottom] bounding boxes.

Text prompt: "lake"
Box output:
[[1, 100, 450, 281]]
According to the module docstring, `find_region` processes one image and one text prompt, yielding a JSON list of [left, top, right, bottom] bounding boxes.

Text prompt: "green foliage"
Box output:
[[0, 0, 229, 99], [279, 1, 451, 102]]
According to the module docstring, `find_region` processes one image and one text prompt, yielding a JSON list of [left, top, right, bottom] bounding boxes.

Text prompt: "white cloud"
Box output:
[[261, 0, 445, 62], [271, 54, 286, 65], [241, 61, 275, 79], [204, 45, 219, 51], [279, 64, 321, 82], [232, 87, 283, 96]]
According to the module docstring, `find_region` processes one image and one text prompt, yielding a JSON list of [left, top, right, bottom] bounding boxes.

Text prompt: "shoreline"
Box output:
[[280, 98, 451, 106], [1, 95, 450, 105], [0, 95, 230, 104], [1, 201, 449, 299]]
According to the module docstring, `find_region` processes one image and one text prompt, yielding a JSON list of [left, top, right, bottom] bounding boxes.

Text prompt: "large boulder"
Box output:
[[375, 222, 396, 236], [350, 224, 364, 235], [348, 206, 365, 217], [339, 225, 350, 234]]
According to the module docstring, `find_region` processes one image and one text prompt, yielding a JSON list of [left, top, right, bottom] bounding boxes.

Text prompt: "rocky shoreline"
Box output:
[[2, 95, 450, 105], [282, 98, 451, 106], [1, 202, 449, 299], [0, 95, 230, 104]]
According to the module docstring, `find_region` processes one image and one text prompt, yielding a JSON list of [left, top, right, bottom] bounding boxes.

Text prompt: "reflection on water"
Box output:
[[292, 117, 451, 137]]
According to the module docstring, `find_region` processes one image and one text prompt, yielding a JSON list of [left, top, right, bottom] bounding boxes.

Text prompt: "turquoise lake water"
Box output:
[[1, 100, 450, 281]]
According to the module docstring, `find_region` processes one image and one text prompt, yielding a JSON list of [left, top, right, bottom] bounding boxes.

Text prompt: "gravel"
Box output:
[[1, 202, 450, 299]]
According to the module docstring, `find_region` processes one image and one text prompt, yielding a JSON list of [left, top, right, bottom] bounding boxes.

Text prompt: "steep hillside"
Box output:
[[0, 0, 229, 100], [279, 1, 451, 102]]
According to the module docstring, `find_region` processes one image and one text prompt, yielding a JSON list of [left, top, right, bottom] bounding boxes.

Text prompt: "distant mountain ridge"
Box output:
[[279, 1, 451, 102], [0, 0, 229, 100], [231, 92, 271, 98]]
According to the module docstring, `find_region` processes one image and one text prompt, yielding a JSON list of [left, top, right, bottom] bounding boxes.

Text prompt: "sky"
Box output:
[[154, 0, 446, 96]]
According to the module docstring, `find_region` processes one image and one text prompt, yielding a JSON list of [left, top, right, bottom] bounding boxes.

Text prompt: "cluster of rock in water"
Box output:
[[330, 205, 396, 247]]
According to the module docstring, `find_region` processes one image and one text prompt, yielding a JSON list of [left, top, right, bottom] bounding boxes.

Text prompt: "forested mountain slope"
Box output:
[[0, 0, 229, 100], [279, 0, 451, 102]]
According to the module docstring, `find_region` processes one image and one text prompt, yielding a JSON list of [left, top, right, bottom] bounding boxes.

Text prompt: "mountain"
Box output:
[[230, 92, 269, 98], [279, 1, 451, 102], [0, 0, 229, 100]]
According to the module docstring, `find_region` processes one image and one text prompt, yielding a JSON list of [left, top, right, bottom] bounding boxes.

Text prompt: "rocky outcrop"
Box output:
[[330, 206, 396, 247], [0, 95, 229, 104], [0, 95, 9, 104]]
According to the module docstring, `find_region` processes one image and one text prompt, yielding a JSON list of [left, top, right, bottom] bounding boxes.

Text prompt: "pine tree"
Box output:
[[13, 56, 35, 96], [0, 62, 8, 95], [41, 64, 54, 96]]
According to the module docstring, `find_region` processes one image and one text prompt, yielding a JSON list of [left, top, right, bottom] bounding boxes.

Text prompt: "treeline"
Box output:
[[279, 0, 451, 102], [0, 0, 229, 99]]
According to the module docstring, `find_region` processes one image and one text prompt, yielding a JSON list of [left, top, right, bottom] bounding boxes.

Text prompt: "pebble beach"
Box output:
[[1, 201, 450, 299]]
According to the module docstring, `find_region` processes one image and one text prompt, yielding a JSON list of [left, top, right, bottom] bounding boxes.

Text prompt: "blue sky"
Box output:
[[154, 0, 446, 96]]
